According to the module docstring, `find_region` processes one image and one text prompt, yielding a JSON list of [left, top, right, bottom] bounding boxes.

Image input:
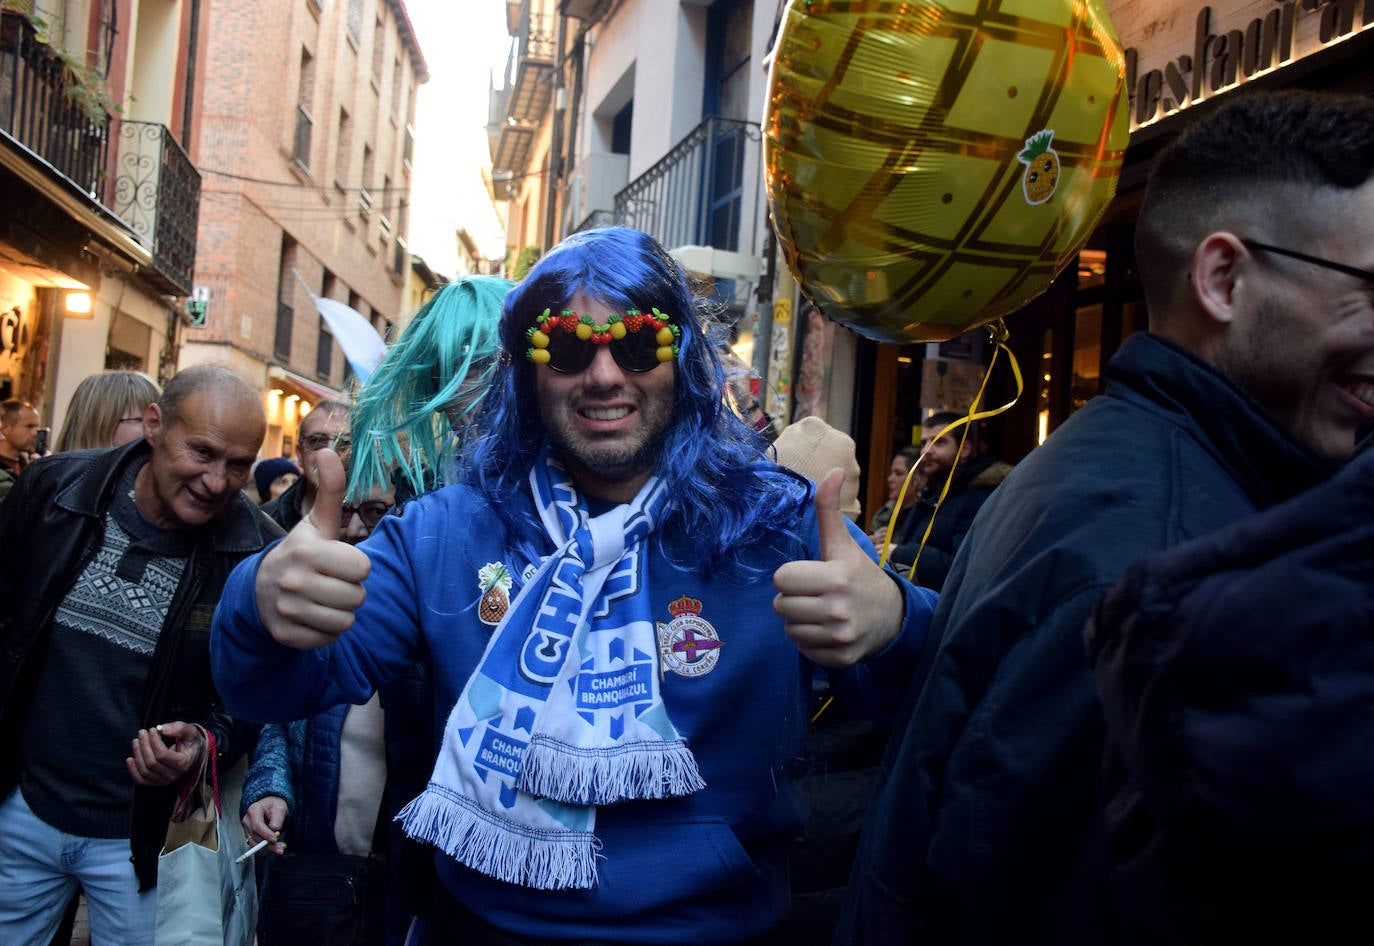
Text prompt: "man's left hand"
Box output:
[[774, 468, 906, 667], [127, 720, 206, 786]]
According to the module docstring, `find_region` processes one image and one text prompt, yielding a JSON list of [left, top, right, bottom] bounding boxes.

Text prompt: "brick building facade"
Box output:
[[181, 0, 426, 457]]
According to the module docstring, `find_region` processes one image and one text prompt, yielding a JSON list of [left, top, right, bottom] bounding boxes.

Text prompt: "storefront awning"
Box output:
[[267, 365, 342, 406]]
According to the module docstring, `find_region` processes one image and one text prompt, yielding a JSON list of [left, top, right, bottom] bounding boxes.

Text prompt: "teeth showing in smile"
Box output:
[[583, 406, 631, 421], [1348, 379, 1374, 408]]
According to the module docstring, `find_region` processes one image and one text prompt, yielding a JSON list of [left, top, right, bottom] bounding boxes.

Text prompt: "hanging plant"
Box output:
[[510, 245, 542, 281], [15, 5, 118, 127]]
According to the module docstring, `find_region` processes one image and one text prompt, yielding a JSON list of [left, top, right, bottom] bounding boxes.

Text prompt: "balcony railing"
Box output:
[[518, 2, 556, 64], [111, 120, 202, 295], [0, 11, 111, 198], [505, 0, 554, 126], [581, 117, 761, 255]]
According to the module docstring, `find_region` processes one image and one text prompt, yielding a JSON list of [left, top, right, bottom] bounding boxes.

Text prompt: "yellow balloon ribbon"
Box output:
[[875, 319, 1024, 570]]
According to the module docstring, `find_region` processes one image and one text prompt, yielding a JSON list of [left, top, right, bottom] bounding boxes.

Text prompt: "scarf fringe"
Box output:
[[518, 735, 707, 804], [398, 784, 600, 890]]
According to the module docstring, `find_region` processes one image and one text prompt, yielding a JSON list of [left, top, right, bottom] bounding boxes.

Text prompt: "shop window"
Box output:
[[1072, 304, 1102, 412], [1038, 329, 1053, 446]]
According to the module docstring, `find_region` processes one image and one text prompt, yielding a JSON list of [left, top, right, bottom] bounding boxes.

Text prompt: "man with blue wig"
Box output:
[[211, 227, 935, 944]]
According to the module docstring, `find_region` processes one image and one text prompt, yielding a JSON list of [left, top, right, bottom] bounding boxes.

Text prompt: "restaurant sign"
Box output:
[[1117, 0, 1372, 129]]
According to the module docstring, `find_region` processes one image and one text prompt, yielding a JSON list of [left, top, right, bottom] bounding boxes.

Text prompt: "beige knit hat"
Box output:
[[772, 416, 863, 521]]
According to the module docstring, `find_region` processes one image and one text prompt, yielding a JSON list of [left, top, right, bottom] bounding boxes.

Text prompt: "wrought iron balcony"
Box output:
[[111, 120, 202, 296], [0, 11, 111, 198], [577, 117, 761, 255], [507, 0, 555, 125]]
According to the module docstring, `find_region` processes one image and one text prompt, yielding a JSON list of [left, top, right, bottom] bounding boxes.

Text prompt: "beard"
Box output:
[[539, 394, 675, 486]]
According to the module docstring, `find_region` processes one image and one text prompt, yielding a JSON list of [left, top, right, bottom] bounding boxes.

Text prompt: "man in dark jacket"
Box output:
[[840, 89, 1374, 944], [886, 411, 1012, 590], [0, 365, 283, 945], [1084, 441, 1374, 944]]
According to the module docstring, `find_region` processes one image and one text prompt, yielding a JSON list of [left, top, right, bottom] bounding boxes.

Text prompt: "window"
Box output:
[[275, 236, 297, 359], [360, 144, 374, 219], [349, 290, 368, 330], [371, 15, 385, 81], [294, 107, 313, 169], [335, 107, 351, 188], [346, 0, 363, 42], [379, 175, 393, 238], [391, 58, 403, 115], [298, 48, 315, 105], [317, 271, 336, 380], [294, 49, 315, 169], [611, 101, 633, 155], [705, 0, 753, 121]]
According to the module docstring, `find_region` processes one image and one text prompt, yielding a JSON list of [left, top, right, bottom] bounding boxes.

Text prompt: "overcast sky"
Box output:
[[404, 1, 513, 277]]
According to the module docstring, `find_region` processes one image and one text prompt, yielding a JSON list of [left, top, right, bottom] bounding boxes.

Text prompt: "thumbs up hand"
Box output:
[[773, 468, 906, 667], [254, 448, 372, 649]]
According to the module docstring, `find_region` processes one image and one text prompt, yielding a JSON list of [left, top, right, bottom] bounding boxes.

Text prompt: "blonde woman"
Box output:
[[54, 371, 160, 453]]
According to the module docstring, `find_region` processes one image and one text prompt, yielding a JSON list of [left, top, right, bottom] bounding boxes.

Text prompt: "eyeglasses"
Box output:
[[1242, 240, 1374, 286], [340, 500, 392, 529], [300, 433, 351, 452], [526, 308, 680, 374]]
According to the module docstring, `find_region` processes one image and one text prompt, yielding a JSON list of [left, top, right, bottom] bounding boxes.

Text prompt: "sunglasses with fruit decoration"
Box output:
[[525, 307, 681, 374]]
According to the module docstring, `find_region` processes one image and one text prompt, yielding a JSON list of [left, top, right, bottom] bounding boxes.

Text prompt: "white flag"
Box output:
[[312, 296, 386, 386]]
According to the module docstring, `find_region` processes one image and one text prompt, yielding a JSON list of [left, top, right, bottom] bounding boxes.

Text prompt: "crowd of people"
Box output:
[[0, 88, 1369, 945]]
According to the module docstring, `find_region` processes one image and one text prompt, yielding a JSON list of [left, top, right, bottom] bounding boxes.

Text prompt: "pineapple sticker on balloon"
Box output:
[[1018, 130, 1060, 205]]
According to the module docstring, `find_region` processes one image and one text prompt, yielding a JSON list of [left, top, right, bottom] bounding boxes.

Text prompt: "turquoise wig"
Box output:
[[348, 275, 513, 500], [464, 227, 809, 575]]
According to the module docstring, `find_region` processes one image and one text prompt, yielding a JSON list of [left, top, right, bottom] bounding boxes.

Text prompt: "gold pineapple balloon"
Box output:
[[764, 0, 1131, 344]]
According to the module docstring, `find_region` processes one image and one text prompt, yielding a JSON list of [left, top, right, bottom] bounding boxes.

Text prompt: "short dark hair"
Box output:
[[1137, 90, 1374, 312], [301, 399, 351, 438], [924, 410, 976, 451], [0, 399, 31, 425]]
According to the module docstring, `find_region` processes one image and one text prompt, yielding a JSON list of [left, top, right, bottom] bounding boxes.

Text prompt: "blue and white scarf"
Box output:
[[399, 448, 705, 889]]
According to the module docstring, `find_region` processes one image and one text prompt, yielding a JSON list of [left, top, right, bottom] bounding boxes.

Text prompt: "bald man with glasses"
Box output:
[[261, 399, 352, 531]]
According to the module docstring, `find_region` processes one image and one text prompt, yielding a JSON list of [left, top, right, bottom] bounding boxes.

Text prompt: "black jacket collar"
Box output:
[[1106, 333, 1333, 508]]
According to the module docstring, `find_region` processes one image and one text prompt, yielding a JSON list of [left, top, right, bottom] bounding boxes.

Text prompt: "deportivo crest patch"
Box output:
[[656, 595, 723, 679], [477, 562, 512, 625]]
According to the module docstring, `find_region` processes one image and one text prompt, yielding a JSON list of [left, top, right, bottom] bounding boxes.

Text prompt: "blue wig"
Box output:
[[348, 275, 513, 501], [464, 227, 809, 574]]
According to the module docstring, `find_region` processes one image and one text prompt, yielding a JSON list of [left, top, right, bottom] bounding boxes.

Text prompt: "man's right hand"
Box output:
[[255, 448, 370, 649], [243, 795, 288, 855]]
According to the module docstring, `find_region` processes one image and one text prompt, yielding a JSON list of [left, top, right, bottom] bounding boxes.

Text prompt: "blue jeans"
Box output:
[[0, 787, 156, 945]]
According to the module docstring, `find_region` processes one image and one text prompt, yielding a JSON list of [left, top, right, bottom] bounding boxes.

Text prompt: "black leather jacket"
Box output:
[[0, 440, 284, 889]]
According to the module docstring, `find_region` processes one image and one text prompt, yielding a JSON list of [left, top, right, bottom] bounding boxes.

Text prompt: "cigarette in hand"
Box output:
[[235, 834, 277, 863]]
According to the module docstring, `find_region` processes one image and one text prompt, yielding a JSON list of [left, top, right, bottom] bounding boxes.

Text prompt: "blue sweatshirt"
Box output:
[[212, 482, 934, 944]]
